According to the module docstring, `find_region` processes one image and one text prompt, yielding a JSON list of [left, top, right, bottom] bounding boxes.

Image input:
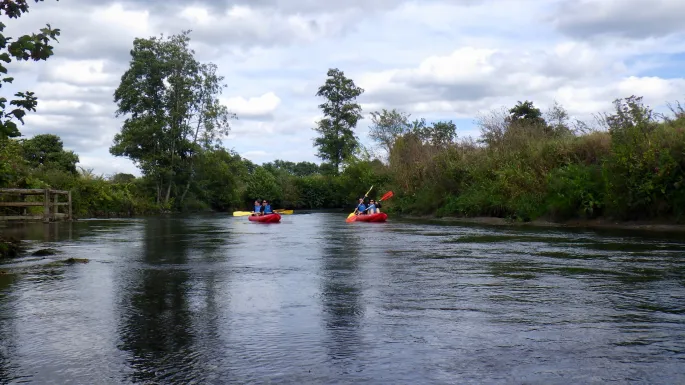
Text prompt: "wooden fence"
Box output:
[[0, 188, 72, 222]]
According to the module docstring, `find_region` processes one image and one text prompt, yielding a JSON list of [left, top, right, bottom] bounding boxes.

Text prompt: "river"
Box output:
[[1, 213, 684, 384]]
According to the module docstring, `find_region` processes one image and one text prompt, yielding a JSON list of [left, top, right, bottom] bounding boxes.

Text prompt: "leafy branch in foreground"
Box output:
[[0, 0, 60, 139]]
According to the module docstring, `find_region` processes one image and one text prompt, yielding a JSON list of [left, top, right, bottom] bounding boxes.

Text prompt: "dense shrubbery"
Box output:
[[4, 94, 685, 224], [385, 97, 685, 223]]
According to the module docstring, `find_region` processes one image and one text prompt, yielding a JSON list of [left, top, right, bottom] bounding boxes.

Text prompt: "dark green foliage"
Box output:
[[546, 164, 604, 219], [509, 100, 545, 126], [111, 30, 234, 208], [21, 134, 78, 174], [313, 68, 364, 173], [262, 160, 320, 177], [245, 167, 282, 204]]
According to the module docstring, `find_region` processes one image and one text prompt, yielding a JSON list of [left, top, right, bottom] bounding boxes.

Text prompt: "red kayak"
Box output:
[[248, 213, 281, 223], [350, 213, 388, 222]]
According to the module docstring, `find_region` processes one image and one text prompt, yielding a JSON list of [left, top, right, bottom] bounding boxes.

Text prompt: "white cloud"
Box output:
[[39, 59, 118, 86], [223, 92, 282, 119], [6, 0, 685, 175]]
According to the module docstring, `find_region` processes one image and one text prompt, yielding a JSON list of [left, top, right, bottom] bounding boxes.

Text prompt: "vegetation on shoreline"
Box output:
[[1, 3, 685, 232]]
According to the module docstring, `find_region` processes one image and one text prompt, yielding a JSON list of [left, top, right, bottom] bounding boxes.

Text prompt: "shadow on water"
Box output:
[[116, 217, 198, 383], [319, 216, 365, 366]]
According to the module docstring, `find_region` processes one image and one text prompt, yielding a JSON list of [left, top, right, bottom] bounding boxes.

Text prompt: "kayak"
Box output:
[[350, 213, 388, 222], [248, 213, 281, 223]]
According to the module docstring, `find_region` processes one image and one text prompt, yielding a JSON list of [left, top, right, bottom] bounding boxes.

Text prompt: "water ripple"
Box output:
[[1, 214, 684, 383]]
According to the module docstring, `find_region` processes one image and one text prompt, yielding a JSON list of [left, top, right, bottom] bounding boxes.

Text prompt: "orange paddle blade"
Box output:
[[380, 191, 394, 201], [346, 215, 357, 223]]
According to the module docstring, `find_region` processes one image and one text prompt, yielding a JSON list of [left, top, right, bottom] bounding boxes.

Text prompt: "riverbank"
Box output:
[[400, 215, 685, 233]]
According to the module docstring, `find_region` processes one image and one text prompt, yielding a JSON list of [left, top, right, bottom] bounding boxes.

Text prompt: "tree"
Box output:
[[508, 100, 545, 126], [292, 161, 319, 177], [21, 133, 78, 174], [262, 159, 320, 176], [413, 120, 457, 147], [545, 101, 573, 137], [193, 148, 247, 210], [0, 0, 61, 139], [245, 166, 282, 203], [368, 108, 411, 155], [313, 68, 364, 174], [110, 30, 235, 207], [109, 173, 136, 184]]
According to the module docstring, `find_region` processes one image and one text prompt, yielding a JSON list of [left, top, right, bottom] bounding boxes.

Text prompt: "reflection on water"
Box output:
[[0, 214, 684, 383], [116, 218, 196, 383], [319, 216, 364, 365]]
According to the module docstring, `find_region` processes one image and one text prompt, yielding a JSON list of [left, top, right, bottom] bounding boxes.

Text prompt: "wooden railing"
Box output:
[[0, 188, 72, 222]]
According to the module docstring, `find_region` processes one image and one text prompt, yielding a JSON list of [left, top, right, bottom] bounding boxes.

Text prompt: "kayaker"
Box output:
[[366, 199, 377, 214], [354, 197, 367, 215], [260, 200, 274, 215], [252, 199, 262, 216]]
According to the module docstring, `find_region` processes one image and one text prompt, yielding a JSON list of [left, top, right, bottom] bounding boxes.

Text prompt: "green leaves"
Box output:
[[246, 167, 282, 202], [20, 134, 79, 173], [0, 0, 60, 139], [111, 30, 236, 207], [313, 68, 364, 173]]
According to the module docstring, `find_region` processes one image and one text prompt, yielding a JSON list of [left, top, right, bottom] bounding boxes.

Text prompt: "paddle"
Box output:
[[232, 211, 253, 217], [274, 209, 293, 215], [346, 186, 374, 222]]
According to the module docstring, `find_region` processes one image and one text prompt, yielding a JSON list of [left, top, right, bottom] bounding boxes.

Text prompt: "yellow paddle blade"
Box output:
[[274, 209, 293, 215], [347, 212, 356, 219], [232, 211, 253, 217]]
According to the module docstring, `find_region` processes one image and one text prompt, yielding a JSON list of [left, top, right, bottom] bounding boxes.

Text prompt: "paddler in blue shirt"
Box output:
[[365, 199, 377, 214], [354, 197, 367, 215], [252, 199, 262, 215], [260, 200, 274, 215]]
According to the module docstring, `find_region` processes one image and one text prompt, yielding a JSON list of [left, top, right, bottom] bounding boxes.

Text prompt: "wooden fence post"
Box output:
[[68, 190, 72, 221], [43, 189, 50, 223], [53, 191, 58, 220]]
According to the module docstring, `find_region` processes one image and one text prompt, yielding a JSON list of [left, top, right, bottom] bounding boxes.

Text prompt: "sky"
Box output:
[[6, 0, 685, 177]]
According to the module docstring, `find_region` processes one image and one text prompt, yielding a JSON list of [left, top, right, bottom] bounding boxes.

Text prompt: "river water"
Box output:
[[0, 213, 684, 384]]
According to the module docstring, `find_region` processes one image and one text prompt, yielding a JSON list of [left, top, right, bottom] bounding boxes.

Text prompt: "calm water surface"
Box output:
[[1, 213, 684, 384]]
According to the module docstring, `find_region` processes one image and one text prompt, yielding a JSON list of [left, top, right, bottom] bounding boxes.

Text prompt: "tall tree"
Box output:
[[313, 68, 364, 173], [0, 0, 60, 139], [110, 30, 234, 206], [368, 108, 411, 155]]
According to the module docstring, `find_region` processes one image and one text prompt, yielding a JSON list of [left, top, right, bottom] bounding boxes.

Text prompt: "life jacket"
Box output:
[[367, 204, 376, 213], [264, 204, 273, 214], [357, 203, 366, 213], [254, 205, 261, 212]]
